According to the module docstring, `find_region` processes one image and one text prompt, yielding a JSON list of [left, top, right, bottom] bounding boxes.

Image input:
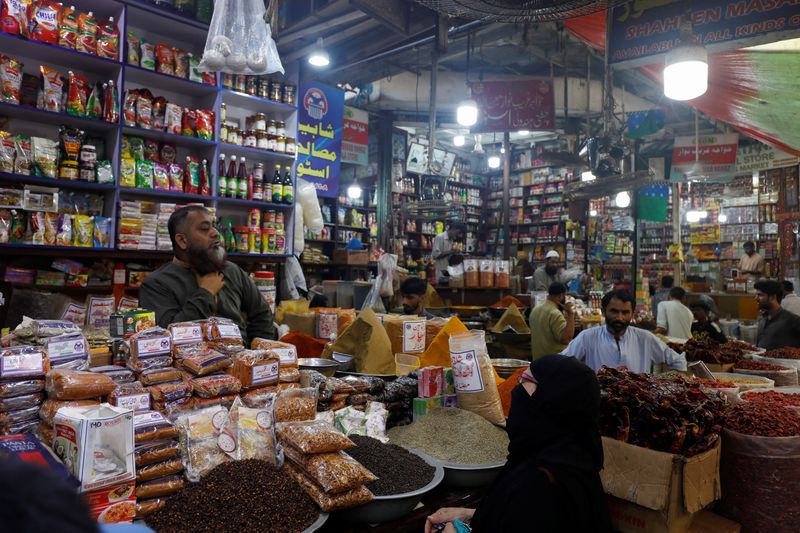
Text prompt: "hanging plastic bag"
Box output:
[[361, 273, 387, 314], [377, 253, 397, 298], [298, 179, 323, 232], [294, 202, 305, 256], [199, 0, 284, 75]]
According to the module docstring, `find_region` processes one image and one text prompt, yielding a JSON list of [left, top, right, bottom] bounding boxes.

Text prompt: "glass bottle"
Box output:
[[226, 155, 237, 198], [237, 157, 248, 199], [272, 164, 283, 203], [282, 166, 293, 204]]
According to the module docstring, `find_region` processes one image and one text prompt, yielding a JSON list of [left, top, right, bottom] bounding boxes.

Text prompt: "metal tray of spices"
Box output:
[[337, 450, 444, 523], [440, 459, 506, 488], [303, 512, 329, 532]]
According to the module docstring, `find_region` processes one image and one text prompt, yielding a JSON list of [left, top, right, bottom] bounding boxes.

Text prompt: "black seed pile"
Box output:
[[146, 460, 318, 533], [347, 435, 436, 496]]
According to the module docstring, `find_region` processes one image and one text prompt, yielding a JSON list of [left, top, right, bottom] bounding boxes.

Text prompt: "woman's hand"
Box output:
[[424, 507, 475, 533]]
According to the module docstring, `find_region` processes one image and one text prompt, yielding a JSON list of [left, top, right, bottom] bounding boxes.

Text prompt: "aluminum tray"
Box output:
[[303, 512, 329, 532], [337, 450, 444, 523], [440, 460, 506, 488]]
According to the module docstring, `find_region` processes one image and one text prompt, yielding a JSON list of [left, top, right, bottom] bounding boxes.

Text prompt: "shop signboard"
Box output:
[[470, 79, 555, 132], [670, 133, 739, 181], [736, 142, 799, 173], [296, 82, 344, 198], [342, 106, 369, 166], [609, 1, 800, 66]]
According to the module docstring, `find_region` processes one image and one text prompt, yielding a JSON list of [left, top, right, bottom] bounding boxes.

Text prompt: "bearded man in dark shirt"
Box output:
[[140, 205, 274, 343]]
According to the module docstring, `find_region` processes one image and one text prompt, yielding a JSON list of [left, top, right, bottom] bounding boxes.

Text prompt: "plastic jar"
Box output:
[[276, 121, 286, 137], [254, 113, 266, 131], [267, 120, 277, 135], [285, 138, 296, 155], [267, 134, 278, 152], [270, 82, 282, 102], [275, 135, 286, 153], [234, 226, 249, 253], [258, 77, 270, 99], [283, 85, 295, 106], [246, 75, 258, 96], [80, 145, 97, 166], [244, 130, 257, 148], [59, 160, 79, 180], [257, 131, 269, 150]]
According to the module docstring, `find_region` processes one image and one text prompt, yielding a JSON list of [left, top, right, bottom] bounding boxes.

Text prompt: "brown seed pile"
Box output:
[[146, 460, 319, 533], [347, 435, 436, 496]]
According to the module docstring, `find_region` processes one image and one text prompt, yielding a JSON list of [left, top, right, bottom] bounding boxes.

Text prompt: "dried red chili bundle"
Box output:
[[723, 402, 800, 437], [763, 347, 800, 360], [667, 337, 751, 365], [741, 390, 800, 408], [735, 359, 792, 371], [598, 367, 726, 456]]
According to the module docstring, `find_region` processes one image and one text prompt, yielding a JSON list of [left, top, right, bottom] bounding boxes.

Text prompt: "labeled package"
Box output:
[[168, 321, 204, 347], [76, 11, 97, 54], [0, 379, 45, 399], [203, 317, 243, 344], [176, 405, 230, 481], [190, 373, 242, 398], [251, 338, 298, 367], [284, 446, 376, 494], [39, 398, 100, 425], [134, 410, 179, 444], [45, 332, 89, 370], [134, 440, 181, 468], [53, 403, 135, 492], [274, 388, 318, 423], [135, 457, 183, 483], [217, 397, 278, 464], [83, 481, 136, 524], [108, 382, 151, 412], [226, 349, 279, 389], [148, 380, 192, 403], [275, 420, 354, 454], [138, 367, 183, 386], [127, 327, 173, 370], [0, 345, 48, 379], [181, 348, 232, 376], [449, 330, 505, 426]]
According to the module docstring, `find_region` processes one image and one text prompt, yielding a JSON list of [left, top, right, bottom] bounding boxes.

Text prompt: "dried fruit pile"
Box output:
[[598, 367, 726, 456], [667, 337, 754, 365], [723, 402, 800, 437], [741, 390, 800, 408], [763, 347, 800, 360]]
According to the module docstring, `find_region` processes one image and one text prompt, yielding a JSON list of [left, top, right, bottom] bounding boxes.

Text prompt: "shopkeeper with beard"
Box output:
[[533, 250, 566, 291], [140, 206, 275, 343], [561, 289, 686, 374]]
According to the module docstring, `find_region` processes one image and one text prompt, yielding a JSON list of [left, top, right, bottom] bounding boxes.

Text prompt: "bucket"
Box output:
[[739, 322, 758, 344], [322, 281, 338, 308], [353, 281, 373, 311], [336, 281, 354, 309], [719, 319, 740, 340]]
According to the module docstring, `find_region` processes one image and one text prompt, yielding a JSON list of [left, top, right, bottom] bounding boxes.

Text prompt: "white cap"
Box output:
[[545, 250, 560, 259]]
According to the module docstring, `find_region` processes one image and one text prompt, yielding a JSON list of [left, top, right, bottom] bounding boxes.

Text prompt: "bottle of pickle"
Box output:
[[282, 165, 294, 204]]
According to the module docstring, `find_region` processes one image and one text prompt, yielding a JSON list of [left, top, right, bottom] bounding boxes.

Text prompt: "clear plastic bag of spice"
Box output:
[[448, 330, 505, 427], [274, 387, 318, 423], [283, 445, 376, 494], [276, 420, 354, 454], [218, 397, 280, 465], [284, 462, 374, 512]]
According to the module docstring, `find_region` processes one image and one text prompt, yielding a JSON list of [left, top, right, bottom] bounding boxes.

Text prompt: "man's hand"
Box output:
[[197, 272, 224, 296], [563, 301, 575, 318]]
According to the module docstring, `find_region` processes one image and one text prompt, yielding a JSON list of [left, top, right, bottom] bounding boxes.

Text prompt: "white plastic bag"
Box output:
[[298, 179, 323, 232], [377, 253, 398, 298], [199, 0, 284, 75], [294, 202, 305, 255]]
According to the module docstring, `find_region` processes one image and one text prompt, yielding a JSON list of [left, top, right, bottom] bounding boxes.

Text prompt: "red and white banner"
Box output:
[[670, 133, 739, 181]]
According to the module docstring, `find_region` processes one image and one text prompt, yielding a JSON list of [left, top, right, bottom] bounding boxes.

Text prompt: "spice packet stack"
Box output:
[[277, 420, 376, 512], [1, 344, 51, 436], [367, 375, 419, 428], [133, 410, 184, 519], [10, 318, 90, 371], [251, 338, 301, 391], [334, 402, 389, 442]]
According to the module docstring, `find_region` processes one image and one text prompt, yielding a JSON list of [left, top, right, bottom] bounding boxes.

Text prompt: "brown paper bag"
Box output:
[[283, 312, 316, 337], [322, 309, 394, 375], [382, 314, 428, 355]]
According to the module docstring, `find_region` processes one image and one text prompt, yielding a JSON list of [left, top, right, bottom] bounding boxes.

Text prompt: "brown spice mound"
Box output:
[[146, 460, 319, 533]]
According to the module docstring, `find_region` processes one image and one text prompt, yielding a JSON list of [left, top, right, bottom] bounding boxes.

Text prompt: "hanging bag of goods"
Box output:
[[197, 0, 284, 75], [448, 330, 505, 426]]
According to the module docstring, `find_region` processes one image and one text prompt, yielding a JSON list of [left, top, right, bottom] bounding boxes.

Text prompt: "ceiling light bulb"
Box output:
[[347, 184, 362, 199], [487, 155, 501, 169], [581, 171, 596, 182], [589, 209, 598, 217], [686, 210, 700, 223], [517, 130, 529, 136], [456, 99, 478, 126], [664, 43, 708, 100], [500, 147, 505, 154], [308, 38, 330, 67], [615, 191, 631, 208], [718, 213, 728, 223], [453, 134, 465, 147]]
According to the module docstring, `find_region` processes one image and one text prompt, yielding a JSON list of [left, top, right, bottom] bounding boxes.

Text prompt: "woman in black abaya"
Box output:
[[425, 354, 612, 533]]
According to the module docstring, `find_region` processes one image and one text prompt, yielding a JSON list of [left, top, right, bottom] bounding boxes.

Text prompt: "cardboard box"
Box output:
[[0, 434, 79, 487], [413, 396, 443, 421], [601, 437, 721, 533], [418, 366, 444, 398], [83, 480, 136, 524], [109, 309, 156, 338], [54, 404, 135, 492], [333, 249, 369, 265], [608, 500, 740, 533]]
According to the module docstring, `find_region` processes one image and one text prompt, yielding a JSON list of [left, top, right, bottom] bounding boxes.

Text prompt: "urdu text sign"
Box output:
[[296, 82, 344, 198]]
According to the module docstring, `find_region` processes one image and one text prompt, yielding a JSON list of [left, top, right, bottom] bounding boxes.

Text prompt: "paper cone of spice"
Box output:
[[322, 308, 394, 375]]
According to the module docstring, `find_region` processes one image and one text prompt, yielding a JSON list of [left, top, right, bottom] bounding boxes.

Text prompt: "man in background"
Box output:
[[656, 287, 694, 340], [533, 250, 564, 291], [652, 275, 673, 321], [780, 280, 800, 316], [755, 279, 800, 350], [399, 277, 436, 319], [431, 222, 466, 282], [739, 241, 766, 278], [690, 301, 727, 343], [529, 282, 575, 359], [140, 206, 274, 344], [562, 289, 686, 374]]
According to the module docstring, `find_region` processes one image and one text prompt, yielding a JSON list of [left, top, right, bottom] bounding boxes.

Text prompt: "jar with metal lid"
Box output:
[[235, 74, 246, 93], [254, 113, 267, 131], [79, 145, 97, 166], [244, 130, 257, 148], [60, 160, 79, 180], [220, 103, 227, 123], [270, 81, 282, 102], [267, 134, 278, 152], [258, 77, 270, 99], [233, 129, 243, 146], [246, 75, 258, 95], [283, 85, 296, 106], [267, 120, 277, 135], [79, 163, 95, 182], [257, 131, 269, 150], [276, 121, 286, 137], [275, 135, 286, 153], [285, 138, 296, 155], [220, 123, 229, 144]]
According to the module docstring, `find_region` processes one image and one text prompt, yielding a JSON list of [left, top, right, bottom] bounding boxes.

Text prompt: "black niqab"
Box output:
[[470, 355, 612, 533]]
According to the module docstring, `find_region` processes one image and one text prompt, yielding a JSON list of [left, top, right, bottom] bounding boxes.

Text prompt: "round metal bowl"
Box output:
[[489, 306, 528, 319], [303, 512, 329, 532], [451, 305, 486, 319], [298, 358, 339, 377], [491, 358, 529, 379], [426, 306, 451, 317], [337, 450, 444, 523], [331, 352, 354, 372], [440, 460, 506, 488]]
